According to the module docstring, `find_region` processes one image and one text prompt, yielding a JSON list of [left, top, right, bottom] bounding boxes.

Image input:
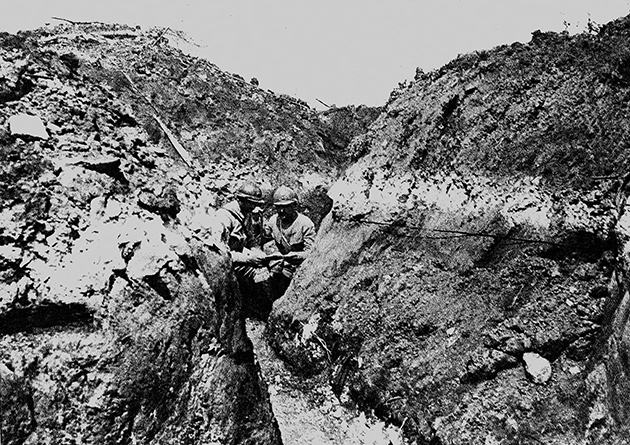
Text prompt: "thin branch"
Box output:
[[316, 98, 331, 108], [162, 28, 204, 48]]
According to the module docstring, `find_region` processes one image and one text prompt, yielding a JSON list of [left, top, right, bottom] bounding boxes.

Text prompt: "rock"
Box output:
[[0, 362, 14, 383], [461, 348, 519, 383], [104, 198, 123, 219], [72, 155, 128, 183], [86, 383, 108, 409], [0, 56, 30, 101], [573, 263, 598, 280], [46, 122, 62, 134], [137, 186, 181, 219], [118, 126, 147, 148], [8, 114, 49, 139], [125, 239, 175, 280], [0, 245, 22, 267], [523, 352, 552, 384]]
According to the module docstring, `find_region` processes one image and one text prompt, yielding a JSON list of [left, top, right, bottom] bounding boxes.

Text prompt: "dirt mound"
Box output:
[[0, 23, 380, 444], [267, 15, 630, 445]]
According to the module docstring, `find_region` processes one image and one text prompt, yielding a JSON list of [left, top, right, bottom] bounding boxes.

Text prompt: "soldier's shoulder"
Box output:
[[221, 200, 240, 213], [297, 213, 315, 228]]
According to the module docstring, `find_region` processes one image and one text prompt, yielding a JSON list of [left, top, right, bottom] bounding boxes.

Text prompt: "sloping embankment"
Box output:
[[0, 23, 380, 443], [267, 15, 630, 445]]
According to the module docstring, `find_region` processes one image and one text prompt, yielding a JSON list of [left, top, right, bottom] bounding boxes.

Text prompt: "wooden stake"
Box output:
[[118, 70, 194, 168]]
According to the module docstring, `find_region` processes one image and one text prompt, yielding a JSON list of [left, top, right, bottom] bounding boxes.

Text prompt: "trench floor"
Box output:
[[246, 319, 405, 445]]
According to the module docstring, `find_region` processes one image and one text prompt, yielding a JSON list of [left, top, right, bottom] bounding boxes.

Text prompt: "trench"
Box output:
[[246, 319, 406, 445]]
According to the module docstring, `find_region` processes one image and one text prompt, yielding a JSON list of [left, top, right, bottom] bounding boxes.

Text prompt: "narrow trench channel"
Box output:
[[246, 319, 406, 445]]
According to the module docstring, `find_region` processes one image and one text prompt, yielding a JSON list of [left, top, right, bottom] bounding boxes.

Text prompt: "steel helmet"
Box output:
[[236, 182, 264, 204], [273, 186, 298, 206]]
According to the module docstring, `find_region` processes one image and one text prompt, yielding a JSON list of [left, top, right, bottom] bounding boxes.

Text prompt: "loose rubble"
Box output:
[[0, 23, 380, 444]]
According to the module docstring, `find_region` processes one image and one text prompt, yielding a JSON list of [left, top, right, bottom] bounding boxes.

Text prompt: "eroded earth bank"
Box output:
[[0, 23, 377, 444], [4, 14, 630, 445], [267, 15, 630, 445]]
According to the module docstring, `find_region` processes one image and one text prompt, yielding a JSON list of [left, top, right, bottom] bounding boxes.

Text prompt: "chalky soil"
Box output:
[[247, 319, 405, 445]]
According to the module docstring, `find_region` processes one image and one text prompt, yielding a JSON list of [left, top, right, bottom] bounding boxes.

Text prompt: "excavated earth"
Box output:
[[8, 14, 630, 445], [0, 23, 380, 444], [267, 15, 630, 445]]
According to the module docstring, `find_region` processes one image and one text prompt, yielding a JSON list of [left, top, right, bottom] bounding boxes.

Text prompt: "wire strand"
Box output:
[[340, 217, 578, 249]]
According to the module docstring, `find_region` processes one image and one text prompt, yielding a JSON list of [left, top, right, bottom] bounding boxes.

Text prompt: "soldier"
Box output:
[[263, 185, 316, 288], [215, 181, 267, 277], [217, 183, 316, 318]]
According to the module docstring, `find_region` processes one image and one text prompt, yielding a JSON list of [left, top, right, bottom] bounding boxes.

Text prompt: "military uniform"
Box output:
[[263, 212, 316, 279], [216, 200, 264, 278]]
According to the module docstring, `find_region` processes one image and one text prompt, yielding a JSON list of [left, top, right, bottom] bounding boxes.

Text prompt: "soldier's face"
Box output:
[[275, 204, 297, 222], [240, 199, 258, 214]]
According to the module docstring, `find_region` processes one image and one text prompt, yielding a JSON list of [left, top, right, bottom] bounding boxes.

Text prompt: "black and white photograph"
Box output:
[[2, 1, 630, 444]]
